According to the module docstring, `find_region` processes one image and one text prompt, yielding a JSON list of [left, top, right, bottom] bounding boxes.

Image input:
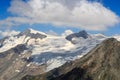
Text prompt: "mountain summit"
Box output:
[[17, 28, 47, 39], [66, 30, 90, 41]]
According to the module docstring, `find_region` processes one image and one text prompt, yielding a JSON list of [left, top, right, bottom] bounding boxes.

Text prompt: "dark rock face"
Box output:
[[0, 44, 27, 58], [17, 29, 47, 39], [0, 37, 9, 48], [13, 44, 28, 54], [66, 30, 90, 41], [21, 38, 120, 80], [50, 68, 92, 80]]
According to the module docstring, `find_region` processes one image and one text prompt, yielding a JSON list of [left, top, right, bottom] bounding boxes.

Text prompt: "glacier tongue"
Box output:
[[46, 57, 66, 72], [28, 34, 106, 72]]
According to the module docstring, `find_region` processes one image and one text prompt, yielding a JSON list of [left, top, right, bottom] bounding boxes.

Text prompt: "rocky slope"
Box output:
[[0, 44, 47, 80], [22, 38, 120, 80]]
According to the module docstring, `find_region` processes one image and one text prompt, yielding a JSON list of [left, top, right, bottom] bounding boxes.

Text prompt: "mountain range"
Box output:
[[0, 28, 119, 80]]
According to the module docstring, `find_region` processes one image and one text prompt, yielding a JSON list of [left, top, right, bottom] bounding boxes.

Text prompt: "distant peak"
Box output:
[[78, 30, 89, 37], [17, 28, 47, 39], [66, 30, 90, 41], [79, 30, 87, 33]]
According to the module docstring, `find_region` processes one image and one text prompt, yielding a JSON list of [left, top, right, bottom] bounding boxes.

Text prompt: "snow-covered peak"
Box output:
[[29, 28, 47, 35], [17, 28, 47, 40], [0, 29, 48, 53]]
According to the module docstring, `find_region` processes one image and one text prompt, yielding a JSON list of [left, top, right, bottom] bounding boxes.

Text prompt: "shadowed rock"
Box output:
[[17, 29, 47, 39], [66, 30, 90, 41]]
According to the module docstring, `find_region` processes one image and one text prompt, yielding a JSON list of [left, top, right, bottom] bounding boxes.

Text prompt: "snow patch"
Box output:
[[46, 57, 66, 72], [113, 35, 120, 41], [15, 70, 20, 72], [29, 28, 46, 35]]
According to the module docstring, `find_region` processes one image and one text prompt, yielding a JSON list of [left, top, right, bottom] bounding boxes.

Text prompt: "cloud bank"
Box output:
[[0, 0, 119, 31], [0, 30, 20, 37], [62, 30, 73, 36]]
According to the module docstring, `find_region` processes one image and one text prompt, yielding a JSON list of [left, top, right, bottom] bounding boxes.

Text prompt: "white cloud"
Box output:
[[62, 30, 73, 36], [0, 0, 119, 31], [0, 30, 20, 37]]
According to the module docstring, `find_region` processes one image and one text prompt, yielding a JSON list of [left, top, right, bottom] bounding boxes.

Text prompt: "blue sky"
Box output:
[[0, 0, 120, 36]]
